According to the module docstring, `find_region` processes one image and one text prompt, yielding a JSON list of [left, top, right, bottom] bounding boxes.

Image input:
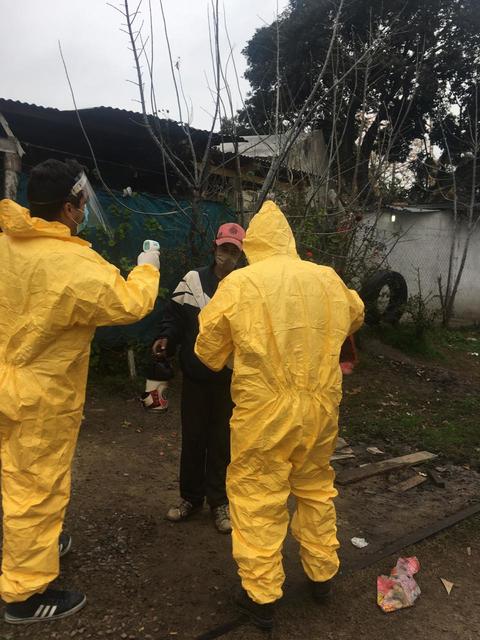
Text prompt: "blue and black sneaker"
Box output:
[[4, 588, 86, 624]]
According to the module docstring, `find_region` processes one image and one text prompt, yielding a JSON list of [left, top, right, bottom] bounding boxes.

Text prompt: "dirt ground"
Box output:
[[1, 332, 480, 640]]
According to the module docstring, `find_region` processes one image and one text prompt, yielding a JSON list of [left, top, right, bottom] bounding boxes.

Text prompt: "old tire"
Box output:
[[360, 270, 408, 325]]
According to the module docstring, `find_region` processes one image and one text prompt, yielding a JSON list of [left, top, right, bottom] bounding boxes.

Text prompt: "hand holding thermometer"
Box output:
[[137, 240, 161, 269]]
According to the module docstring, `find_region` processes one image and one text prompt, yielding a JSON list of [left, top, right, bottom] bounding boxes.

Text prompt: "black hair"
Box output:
[[27, 158, 85, 221]]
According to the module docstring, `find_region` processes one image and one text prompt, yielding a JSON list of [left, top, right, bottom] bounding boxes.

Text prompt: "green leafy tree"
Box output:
[[240, 0, 480, 200]]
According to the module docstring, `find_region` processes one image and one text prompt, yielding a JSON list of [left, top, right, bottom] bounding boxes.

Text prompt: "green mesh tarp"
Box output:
[[16, 175, 235, 346]]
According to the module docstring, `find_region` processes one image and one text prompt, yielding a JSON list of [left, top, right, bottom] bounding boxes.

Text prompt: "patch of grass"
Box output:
[[421, 421, 480, 460], [364, 324, 479, 360], [344, 392, 480, 467], [432, 328, 480, 352], [456, 395, 480, 411], [346, 412, 423, 446], [369, 324, 444, 358], [344, 324, 480, 468]]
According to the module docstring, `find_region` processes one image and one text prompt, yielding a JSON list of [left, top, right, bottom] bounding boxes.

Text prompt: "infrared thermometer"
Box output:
[[143, 239, 160, 252]]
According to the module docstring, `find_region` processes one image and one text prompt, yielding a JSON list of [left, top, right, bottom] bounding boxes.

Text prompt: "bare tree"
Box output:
[[252, 1, 410, 211], [265, 22, 423, 286], [436, 79, 480, 327], [109, 0, 428, 291], [108, 0, 242, 250]]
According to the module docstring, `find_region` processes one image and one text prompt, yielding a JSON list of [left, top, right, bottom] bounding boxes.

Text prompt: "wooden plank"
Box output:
[[343, 501, 480, 575], [336, 451, 437, 486], [331, 452, 356, 462], [390, 474, 427, 493]]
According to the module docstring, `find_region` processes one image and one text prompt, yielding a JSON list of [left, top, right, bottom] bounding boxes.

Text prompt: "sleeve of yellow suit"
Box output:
[[89, 262, 160, 327], [50, 248, 160, 328], [322, 267, 364, 336], [346, 288, 365, 335], [195, 278, 238, 371]]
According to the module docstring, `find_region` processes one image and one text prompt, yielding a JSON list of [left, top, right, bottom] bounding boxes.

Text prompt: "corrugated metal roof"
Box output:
[[0, 99, 61, 112], [216, 134, 288, 158], [386, 202, 480, 215], [214, 130, 328, 177], [0, 97, 226, 195], [387, 204, 442, 214], [0, 99, 219, 136]]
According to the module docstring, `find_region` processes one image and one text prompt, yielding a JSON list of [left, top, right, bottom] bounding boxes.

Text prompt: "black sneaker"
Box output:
[[235, 588, 274, 630], [308, 578, 332, 603], [4, 588, 86, 624], [59, 532, 72, 558]]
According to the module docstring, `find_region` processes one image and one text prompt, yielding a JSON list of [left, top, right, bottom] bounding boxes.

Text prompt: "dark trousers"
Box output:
[[180, 375, 233, 508]]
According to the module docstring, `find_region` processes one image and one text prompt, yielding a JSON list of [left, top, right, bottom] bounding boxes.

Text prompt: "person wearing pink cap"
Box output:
[[143, 223, 245, 533]]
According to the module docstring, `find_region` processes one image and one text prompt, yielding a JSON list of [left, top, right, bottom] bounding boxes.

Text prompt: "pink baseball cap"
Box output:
[[215, 223, 245, 250]]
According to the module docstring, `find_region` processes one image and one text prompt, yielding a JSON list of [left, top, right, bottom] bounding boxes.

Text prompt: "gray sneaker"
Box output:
[[166, 499, 202, 522], [212, 504, 232, 534]]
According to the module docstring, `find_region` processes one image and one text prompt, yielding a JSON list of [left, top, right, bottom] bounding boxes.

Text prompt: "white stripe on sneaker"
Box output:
[[41, 606, 51, 618], [34, 605, 44, 617], [48, 605, 57, 617]]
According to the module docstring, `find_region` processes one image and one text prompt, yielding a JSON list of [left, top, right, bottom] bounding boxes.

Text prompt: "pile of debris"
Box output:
[[332, 438, 441, 492]]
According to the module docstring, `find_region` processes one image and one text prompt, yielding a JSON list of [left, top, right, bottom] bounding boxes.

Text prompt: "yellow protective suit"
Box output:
[[195, 201, 364, 604], [0, 199, 159, 603]]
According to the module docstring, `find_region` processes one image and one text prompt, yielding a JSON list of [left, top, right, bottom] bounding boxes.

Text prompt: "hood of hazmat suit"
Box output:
[[0, 200, 159, 602], [195, 201, 364, 604]]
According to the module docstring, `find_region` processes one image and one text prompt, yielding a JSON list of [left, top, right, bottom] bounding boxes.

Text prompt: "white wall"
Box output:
[[371, 211, 480, 321]]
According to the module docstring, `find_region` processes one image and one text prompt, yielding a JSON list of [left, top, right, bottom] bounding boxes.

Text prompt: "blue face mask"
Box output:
[[76, 204, 90, 234]]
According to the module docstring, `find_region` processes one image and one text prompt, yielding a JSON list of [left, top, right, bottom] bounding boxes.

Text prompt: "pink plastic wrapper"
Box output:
[[377, 557, 421, 613]]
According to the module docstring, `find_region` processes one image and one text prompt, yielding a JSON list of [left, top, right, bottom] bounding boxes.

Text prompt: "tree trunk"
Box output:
[[233, 141, 245, 227], [337, 111, 357, 199], [356, 113, 381, 201]]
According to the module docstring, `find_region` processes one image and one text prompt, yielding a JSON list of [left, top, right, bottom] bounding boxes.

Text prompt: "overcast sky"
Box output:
[[1, 0, 288, 129]]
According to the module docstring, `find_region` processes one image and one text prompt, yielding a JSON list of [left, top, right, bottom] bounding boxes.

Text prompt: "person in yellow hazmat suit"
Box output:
[[195, 201, 364, 629], [0, 159, 160, 624]]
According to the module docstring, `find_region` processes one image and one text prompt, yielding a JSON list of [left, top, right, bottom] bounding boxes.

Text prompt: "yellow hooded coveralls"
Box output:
[[195, 201, 364, 604], [0, 200, 159, 603]]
